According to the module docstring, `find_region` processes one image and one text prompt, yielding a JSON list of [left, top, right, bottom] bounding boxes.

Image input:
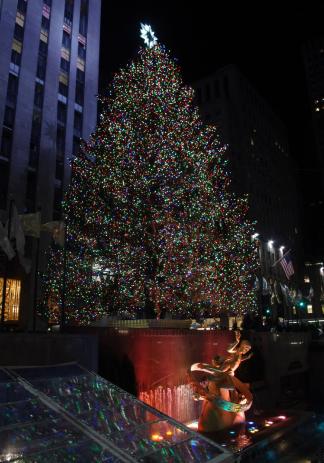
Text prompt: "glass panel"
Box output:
[[1, 365, 227, 462]]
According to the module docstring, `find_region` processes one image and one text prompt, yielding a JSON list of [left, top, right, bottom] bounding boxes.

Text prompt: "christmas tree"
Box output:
[[41, 26, 258, 324]]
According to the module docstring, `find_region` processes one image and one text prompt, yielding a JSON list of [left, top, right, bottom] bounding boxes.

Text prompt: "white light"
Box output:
[[320, 267, 324, 275], [268, 240, 274, 247], [280, 246, 285, 252], [140, 23, 158, 48], [252, 233, 259, 240]]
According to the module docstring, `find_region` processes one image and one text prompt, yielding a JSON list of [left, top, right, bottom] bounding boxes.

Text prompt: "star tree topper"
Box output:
[[140, 23, 158, 48]]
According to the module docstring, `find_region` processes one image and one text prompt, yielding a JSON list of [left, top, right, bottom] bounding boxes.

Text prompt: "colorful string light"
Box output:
[[39, 44, 258, 324]]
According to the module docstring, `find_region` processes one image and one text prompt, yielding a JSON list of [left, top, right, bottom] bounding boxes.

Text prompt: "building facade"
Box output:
[[0, 0, 101, 328], [303, 37, 324, 193], [193, 65, 301, 317]]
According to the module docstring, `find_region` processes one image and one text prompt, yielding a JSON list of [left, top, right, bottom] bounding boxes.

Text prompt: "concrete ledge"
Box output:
[[0, 333, 98, 371]]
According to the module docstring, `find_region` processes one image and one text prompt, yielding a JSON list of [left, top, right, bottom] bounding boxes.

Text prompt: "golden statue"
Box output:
[[220, 330, 253, 376], [189, 331, 253, 433]]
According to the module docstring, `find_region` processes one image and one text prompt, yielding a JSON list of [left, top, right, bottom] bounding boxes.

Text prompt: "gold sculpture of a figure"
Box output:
[[189, 330, 253, 433], [220, 330, 253, 376]]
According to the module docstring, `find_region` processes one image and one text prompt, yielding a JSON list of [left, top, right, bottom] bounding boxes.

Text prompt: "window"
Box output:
[[59, 71, 69, 86], [12, 38, 22, 54], [57, 102, 67, 125], [11, 49, 21, 66], [6, 73, 18, 105], [41, 15, 50, 31], [59, 81, 68, 97], [3, 106, 15, 128], [34, 82, 44, 108], [56, 126, 66, 158], [62, 30, 71, 48], [76, 68, 85, 83], [0, 161, 9, 209], [307, 304, 313, 314], [74, 110, 82, 136], [16, 11, 25, 27], [60, 57, 70, 72], [79, 0, 88, 36], [0, 279, 21, 321], [37, 54, 47, 80], [31, 111, 42, 145], [75, 81, 84, 105], [64, 0, 74, 23], [61, 47, 70, 61], [17, 0, 27, 14], [39, 40, 47, 57], [1, 128, 13, 159], [304, 275, 310, 283], [40, 29, 48, 43], [78, 42, 86, 60], [14, 23, 24, 42]]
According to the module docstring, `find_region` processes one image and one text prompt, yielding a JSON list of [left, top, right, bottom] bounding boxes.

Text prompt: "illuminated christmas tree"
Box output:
[[42, 26, 258, 324]]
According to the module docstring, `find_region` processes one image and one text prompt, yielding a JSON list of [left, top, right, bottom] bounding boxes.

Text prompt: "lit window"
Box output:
[[77, 57, 85, 71], [40, 29, 48, 43], [42, 4, 51, 19], [78, 33, 86, 46], [12, 39, 22, 54], [61, 47, 70, 61], [59, 72, 69, 86], [307, 304, 313, 314], [0, 279, 21, 321], [322, 305, 324, 315], [304, 276, 310, 283], [292, 307, 296, 315], [16, 11, 25, 27]]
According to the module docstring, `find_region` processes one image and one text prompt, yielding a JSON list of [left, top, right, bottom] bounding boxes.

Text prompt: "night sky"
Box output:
[[99, 3, 324, 217], [100, 4, 322, 155]]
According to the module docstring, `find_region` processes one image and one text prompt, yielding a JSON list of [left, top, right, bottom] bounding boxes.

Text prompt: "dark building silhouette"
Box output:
[[303, 37, 324, 193], [193, 65, 302, 318], [0, 0, 101, 328]]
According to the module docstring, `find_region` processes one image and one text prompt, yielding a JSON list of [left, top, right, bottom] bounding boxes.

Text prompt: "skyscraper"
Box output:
[[193, 65, 301, 317], [0, 0, 101, 328], [303, 37, 324, 193]]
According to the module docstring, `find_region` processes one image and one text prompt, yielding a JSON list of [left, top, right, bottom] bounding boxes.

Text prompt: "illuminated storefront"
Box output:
[[0, 278, 21, 322]]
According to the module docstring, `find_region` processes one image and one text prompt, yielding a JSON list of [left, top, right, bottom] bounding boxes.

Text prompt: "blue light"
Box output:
[[229, 430, 236, 435], [318, 422, 324, 432]]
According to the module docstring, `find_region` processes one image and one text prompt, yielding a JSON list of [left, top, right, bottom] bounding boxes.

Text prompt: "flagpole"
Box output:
[[1, 199, 13, 327]]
